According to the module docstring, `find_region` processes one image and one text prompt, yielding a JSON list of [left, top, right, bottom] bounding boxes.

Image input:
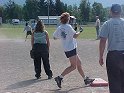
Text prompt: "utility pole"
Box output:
[[47, 0, 50, 26]]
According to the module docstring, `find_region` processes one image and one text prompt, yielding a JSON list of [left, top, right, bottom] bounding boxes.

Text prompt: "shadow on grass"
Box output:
[[5, 78, 48, 90]]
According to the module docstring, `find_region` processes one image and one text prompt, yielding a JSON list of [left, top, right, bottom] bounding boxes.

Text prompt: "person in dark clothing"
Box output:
[[31, 20, 53, 79]]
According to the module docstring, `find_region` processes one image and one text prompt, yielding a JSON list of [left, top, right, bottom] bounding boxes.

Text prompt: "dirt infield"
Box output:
[[0, 39, 109, 93]]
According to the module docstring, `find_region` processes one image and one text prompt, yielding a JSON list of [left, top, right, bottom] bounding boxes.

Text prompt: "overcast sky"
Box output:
[[0, 0, 123, 7]]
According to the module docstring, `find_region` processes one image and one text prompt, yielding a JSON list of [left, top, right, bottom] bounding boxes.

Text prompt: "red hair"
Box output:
[[60, 12, 70, 24]]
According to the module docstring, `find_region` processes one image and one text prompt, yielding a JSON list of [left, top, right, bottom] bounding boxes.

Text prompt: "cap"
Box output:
[[111, 4, 122, 13], [96, 16, 99, 18]]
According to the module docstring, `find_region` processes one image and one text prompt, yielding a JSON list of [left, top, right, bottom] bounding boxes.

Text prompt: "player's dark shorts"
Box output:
[[65, 48, 77, 58], [27, 31, 32, 35]]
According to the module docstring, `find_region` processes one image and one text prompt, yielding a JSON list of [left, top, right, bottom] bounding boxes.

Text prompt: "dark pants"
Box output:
[[33, 43, 53, 78], [106, 51, 124, 93]]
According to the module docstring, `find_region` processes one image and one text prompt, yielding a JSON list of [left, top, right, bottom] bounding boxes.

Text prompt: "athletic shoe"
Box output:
[[36, 76, 41, 79], [54, 76, 63, 88], [35, 74, 41, 79], [48, 76, 53, 79], [84, 76, 95, 85]]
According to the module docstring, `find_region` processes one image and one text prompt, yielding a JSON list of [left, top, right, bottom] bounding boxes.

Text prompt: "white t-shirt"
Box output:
[[95, 19, 100, 27], [24, 25, 31, 32], [53, 24, 77, 52]]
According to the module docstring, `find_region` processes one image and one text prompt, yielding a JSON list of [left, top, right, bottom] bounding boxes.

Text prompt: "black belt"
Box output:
[[108, 50, 124, 54]]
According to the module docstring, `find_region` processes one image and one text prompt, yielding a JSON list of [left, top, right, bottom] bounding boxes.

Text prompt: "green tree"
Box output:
[[67, 5, 73, 14], [68, 4, 81, 23], [79, 0, 91, 24], [37, 0, 47, 16], [91, 2, 104, 21], [55, 0, 64, 15], [48, 0, 56, 16], [63, 3, 68, 12], [71, 4, 78, 15], [3, 0, 23, 22], [0, 6, 3, 17], [102, 8, 108, 21], [23, 0, 39, 20]]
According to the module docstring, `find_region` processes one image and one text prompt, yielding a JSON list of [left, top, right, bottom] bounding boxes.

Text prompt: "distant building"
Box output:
[[0, 17, 2, 25], [38, 16, 59, 25], [37, 16, 76, 25]]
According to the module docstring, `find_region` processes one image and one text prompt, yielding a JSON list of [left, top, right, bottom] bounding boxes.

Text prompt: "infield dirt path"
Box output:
[[0, 38, 109, 93]]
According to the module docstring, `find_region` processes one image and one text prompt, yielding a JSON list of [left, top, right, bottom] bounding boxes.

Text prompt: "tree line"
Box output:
[[0, 0, 124, 23]]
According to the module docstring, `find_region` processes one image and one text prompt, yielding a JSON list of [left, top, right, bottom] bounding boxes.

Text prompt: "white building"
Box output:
[[38, 16, 76, 25], [38, 16, 59, 25], [0, 17, 2, 25]]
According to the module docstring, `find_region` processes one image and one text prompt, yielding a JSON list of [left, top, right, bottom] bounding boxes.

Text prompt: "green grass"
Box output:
[[0, 24, 97, 39], [78, 26, 96, 39], [0, 24, 25, 39]]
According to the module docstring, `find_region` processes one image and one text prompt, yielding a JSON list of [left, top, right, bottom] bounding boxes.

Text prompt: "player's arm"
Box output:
[[31, 32, 34, 48], [73, 32, 81, 38], [99, 37, 107, 66], [46, 31, 50, 49], [53, 29, 60, 40], [73, 27, 83, 38]]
